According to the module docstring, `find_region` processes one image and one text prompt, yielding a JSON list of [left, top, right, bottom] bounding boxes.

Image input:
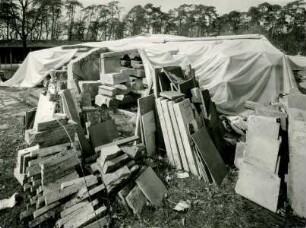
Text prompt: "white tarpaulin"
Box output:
[[1, 47, 77, 87], [1, 34, 302, 112]]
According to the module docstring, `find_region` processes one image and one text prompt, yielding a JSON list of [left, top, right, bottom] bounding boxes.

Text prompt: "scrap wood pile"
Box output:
[[12, 49, 306, 228]]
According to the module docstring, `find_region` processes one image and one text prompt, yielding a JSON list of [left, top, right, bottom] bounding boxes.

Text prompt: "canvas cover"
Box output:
[[1, 34, 303, 113]]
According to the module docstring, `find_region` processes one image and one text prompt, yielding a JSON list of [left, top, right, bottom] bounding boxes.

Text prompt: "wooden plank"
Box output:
[[61, 89, 93, 155], [95, 135, 139, 153], [99, 145, 123, 167], [161, 99, 182, 170], [160, 91, 185, 100], [192, 127, 227, 185], [121, 144, 145, 159], [88, 120, 119, 149], [102, 154, 130, 174], [155, 98, 175, 166], [44, 177, 98, 205], [126, 185, 147, 215], [33, 201, 60, 218], [137, 94, 155, 116], [63, 205, 107, 228], [235, 161, 280, 212], [56, 200, 98, 227], [25, 122, 77, 147], [83, 217, 108, 228], [60, 200, 89, 218], [102, 165, 131, 192], [33, 94, 56, 130], [178, 78, 195, 96], [173, 100, 199, 176], [30, 142, 70, 157], [136, 167, 167, 207], [36, 118, 68, 132], [141, 110, 156, 156], [61, 175, 95, 189], [168, 101, 189, 172]]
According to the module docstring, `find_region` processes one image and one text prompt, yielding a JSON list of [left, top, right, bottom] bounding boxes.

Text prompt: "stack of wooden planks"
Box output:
[[96, 69, 134, 108], [155, 91, 228, 185]]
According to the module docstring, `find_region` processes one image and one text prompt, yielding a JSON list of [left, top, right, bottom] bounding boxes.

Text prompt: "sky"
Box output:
[[80, 0, 300, 15]]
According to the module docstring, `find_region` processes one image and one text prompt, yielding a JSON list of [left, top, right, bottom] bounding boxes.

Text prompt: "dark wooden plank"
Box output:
[[136, 167, 167, 207], [88, 120, 119, 149], [191, 127, 227, 186], [137, 94, 155, 116]]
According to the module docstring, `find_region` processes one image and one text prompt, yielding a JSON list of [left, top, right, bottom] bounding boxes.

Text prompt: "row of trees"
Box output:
[[0, 0, 305, 54]]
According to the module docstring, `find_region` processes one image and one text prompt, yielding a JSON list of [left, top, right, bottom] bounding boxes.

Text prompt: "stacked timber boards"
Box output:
[[156, 98, 199, 175]]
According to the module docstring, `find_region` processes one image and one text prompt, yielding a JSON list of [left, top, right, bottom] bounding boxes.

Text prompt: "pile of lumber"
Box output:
[[90, 144, 167, 216], [153, 67, 229, 186]]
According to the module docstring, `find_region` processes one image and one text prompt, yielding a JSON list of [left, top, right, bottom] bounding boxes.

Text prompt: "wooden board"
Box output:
[[88, 120, 119, 148], [136, 167, 167, 207], [178, 78, 195, 97], [168, 100, 189, 172], [141, 110, 156, 156], [138, 94, 155, 116], [61, 89, 93, 155], [192, 127, 227, 185], [95, 135, 139, 153], [155, 98, 175, 166], [33, 94, 56, 130], [235, 161, 280, 212], [126, 185, 147, 215], [161, 99, 182, 170], [173, 100, 199, 176], [160, 91, 185, 100]]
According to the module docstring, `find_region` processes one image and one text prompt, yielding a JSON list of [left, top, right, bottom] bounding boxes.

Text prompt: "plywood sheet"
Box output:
[[192, 126, 227, 185]]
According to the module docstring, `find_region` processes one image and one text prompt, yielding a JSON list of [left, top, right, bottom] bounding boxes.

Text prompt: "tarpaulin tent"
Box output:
[[1, 34, 303, 113]]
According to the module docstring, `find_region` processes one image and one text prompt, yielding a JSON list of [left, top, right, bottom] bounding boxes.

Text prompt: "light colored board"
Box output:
[[245, 137, 281, 173], [33, 94, 57, 130], [141, 111, 156, 156], [155, 98, 175, 166], [173, 99, 199, 176], [161, 99, 182, 170], [235, 161, 280, 212], [246, 115, 280, 141], [136, 167, 167, 207], [168, 101, 189, 172], [234, 142, 246, 170], [99, 145, 123, 167]]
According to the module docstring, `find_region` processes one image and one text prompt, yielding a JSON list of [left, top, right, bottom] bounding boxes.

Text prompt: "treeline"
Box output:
[[0, 0, 305, 54]]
